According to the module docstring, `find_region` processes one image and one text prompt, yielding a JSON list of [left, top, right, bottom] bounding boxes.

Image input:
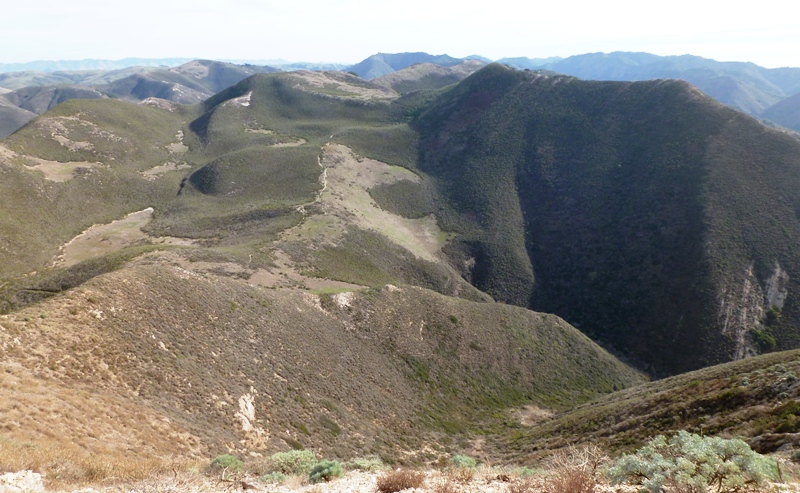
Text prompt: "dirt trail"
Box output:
[[280, 143, 446, 262]]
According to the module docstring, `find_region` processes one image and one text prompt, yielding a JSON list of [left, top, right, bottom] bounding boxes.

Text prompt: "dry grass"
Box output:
[[444, 467, 475, 484], [540, 445, 606, 493], [542, 468, 596, 493], [431, 479, 461, 493], [376, 469, 426, 493], [0, 438, 199, 488]]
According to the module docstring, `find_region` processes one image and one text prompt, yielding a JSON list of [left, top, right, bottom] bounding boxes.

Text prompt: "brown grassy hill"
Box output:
[[0, 253, 643, 482]]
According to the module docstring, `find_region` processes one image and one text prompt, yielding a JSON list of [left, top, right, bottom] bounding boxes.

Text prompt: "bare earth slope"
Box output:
[[0, 256, 642, 480]]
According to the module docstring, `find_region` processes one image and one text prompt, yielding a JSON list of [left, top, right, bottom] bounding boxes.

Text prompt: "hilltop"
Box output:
[[349, 53, 466, 80]]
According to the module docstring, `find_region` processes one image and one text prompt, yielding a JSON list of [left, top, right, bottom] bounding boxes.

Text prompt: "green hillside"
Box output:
[[0, 98, 193, 279], [497, 349, 800, 462], [414, 64, 800, 375]]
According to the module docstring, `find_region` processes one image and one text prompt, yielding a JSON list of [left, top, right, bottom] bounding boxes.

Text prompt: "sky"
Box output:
[[2, 0, 799, 68]]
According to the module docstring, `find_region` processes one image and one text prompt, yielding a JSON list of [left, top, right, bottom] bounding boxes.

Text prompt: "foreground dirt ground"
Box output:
[[6, 468, 800, 493]]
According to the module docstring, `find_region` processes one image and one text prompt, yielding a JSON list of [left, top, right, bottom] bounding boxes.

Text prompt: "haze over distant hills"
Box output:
[[497, 52, 800, 130], [5, 51, 800, 131]]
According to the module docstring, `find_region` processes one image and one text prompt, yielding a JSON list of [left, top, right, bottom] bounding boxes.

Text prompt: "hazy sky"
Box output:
[[2, 0, 799, 67]]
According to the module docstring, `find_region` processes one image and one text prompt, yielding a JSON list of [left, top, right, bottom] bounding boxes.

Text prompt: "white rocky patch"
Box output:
[[236, 393, 256, 432], [333, 291, 354, 309], [0, 471, 44, 493], [228, 91, 252, 107]]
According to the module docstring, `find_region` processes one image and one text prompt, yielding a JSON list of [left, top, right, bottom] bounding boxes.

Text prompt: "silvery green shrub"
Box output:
[[607, 431, 776, 492]]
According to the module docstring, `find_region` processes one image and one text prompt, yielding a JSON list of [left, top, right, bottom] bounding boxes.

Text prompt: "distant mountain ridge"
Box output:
[[371, 60, 487, 94], [0, 60, 281, 136], [536, 52, 800, 117], [0, 58, 194, 73], [349, 52, 465, 80]]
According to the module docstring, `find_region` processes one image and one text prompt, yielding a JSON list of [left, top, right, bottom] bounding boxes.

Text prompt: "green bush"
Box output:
[[259, 472, 287, 484], [309, 459, 344, 483], [607, 431, 777, 492], [345, 455, 386, 471], [209, 454, 242, 472], [449, 454, 477, 469], [265, 450, 317, 475]]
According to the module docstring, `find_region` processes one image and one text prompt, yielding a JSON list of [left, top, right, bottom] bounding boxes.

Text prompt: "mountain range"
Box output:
[[2, 53, 800, 482]]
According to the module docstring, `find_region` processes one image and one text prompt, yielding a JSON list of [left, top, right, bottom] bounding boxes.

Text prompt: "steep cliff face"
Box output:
[[414, 65, 800, 375], [717, 262, 790, 360]]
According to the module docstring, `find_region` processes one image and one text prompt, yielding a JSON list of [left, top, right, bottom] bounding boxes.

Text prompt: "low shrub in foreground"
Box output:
[[209, 454, 242, 472], [449, 455, 477, 469], [376, 468, 426, 493], [345, 455, 386, 471], [309, 459, 344, 483], [541, 445, 605, 493], [259, 472, 286, 484], [265, 450, 317, 475], [608, 431, 777, 493], [543, 467, 595, 493]]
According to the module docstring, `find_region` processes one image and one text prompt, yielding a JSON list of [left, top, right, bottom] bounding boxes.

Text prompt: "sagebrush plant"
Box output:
[[345, 455, 386, 471], [446, 454, 478, 483], [607, 431, 777, 493], [209, 454, 242, 478], [259, 472, 286, 484], [450, 455, 477, 469], [376, 468, 426, 493], [265, 450, 317, 475], [309, 459, 344, 483]]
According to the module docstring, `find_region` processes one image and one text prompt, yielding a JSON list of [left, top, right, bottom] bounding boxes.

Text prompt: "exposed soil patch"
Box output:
[[0, 143, 104, 182], [248, 250, 363, 292], [55, 208, 194, 267], [139, 97, 182, 112], [166, 130, 188, 153], [140, 161, 191, 180], [516, 405, 554, 426], [282, 143, 444, 262], [272, 138, 307, 147], [290, 71, 397, 101]]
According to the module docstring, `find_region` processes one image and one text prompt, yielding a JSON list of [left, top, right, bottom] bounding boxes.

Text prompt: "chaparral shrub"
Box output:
[[607, 431, 777, 493]]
